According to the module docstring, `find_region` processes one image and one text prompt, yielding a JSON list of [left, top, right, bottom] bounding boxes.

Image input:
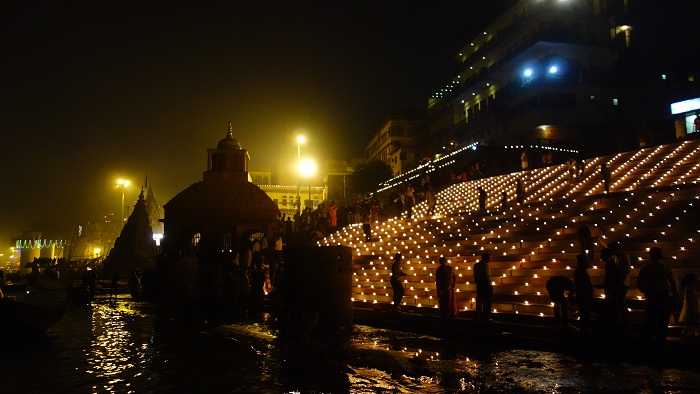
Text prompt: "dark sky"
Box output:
[[0, 1, 511, 243]]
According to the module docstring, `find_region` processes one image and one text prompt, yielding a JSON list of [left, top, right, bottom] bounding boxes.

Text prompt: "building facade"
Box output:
[[365, 119, 418, 176], [255, 184, 326, 218], [424, 0, 700, 157]]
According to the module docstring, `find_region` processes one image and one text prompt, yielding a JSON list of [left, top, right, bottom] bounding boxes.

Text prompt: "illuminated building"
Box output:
[[13, 232, 66, 272], [425, 0, 700, 156], [162, 123, 278, 256], [249, 170, 272, 185], [366, 119, 419, 176], [255, 184, 326, 217], [671, 97, 700, 138]]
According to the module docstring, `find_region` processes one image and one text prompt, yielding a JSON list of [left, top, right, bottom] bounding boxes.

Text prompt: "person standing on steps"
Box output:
[[516, 178, 525, 205], [362, 211, 372, 242], [435, 256, 456, 320], [546, 275, 574, 331], [500, 191, 508, 211], [478, 187, 487, 213], [390, 253, 407, 309], [473, 253, 493, 321], [601, 161, 611, 193], [637, 247, 678, 345], [574, 254, 594, 335]]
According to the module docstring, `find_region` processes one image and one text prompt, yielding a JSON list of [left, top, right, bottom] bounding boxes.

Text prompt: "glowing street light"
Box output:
[[115, 178, 132, 222], [295, 133, 307, 214], [298, 157, 318, 178], [522, 67, 534, 78], [298, 157, 318, 208]]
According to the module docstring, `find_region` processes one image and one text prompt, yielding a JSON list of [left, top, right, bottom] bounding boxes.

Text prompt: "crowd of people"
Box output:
[[384, 242, 698, 343]]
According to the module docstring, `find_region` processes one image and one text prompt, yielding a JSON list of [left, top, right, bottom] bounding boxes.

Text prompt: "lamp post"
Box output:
[[295, 134, 306, 214], [298, 157, 318, 210], [115, 178, 131, 222]]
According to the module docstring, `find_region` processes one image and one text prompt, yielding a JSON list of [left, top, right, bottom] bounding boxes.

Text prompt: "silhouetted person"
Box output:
[[249, 248, 266, 318], [362, 212, 372, 242], [477, 187, 487, 213], [680, 273, 699, 337], [81, 267, 96, 300], [390, 253, 406, 309], [547, 276, 574, 330], [577, 224, 594, 262], [111, 271, 120, 299], [500, 191, 508, 211], [473, 253, 493, 321], [435, 256, 456, 320], [328, 201, 338, 229], [574, 254, 594, 334], [405, 185, 415, 218], [0, 270, 5, 300], [426, 184, 437, 215], [516, 178, 525, 205], [601, 247, 629, 333], [637, 247, 678, 345], [601, 161, 611, 193]]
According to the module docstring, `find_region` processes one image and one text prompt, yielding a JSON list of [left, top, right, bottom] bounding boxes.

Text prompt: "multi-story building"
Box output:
[[366, 119, 419, 176], [249, 170, 272, 185], [425, 0, 700, 157], [255, 184, 326, 218]]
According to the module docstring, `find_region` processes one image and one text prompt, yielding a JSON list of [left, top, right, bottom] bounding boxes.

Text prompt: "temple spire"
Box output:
[[227, 120, 233, 138]]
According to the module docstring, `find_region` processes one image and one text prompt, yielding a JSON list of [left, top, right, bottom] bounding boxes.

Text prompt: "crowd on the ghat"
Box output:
[[386, 241, 698, 344], [267, 159, 699, 345]]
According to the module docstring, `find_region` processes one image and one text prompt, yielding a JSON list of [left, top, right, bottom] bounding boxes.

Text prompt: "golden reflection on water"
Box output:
[[85, 304, 150, 394]]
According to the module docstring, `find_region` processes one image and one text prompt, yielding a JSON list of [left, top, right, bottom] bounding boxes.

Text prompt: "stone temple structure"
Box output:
[[103, 190, 155, 277], [162, 123, 279, 259]]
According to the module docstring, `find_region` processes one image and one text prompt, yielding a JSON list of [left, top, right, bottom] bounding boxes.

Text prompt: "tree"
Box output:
[[351, 160, 393, 195]]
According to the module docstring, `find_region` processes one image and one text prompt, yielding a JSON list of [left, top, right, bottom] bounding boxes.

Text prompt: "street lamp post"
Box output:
[[115, 178, 131, 222], [298, 157, 318, 210], [295, 134, 306, 213]]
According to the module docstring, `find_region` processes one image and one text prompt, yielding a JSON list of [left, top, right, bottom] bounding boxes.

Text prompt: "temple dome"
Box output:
[[217, 121, 242, 150], [217, 133, 242, 150], [164, 180, 278, 224]]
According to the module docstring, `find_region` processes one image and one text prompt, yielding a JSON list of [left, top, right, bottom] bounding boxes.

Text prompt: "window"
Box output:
[[685, 114, 699, 134], [192, 232, 201, 247], [612, 98, 619, 106]]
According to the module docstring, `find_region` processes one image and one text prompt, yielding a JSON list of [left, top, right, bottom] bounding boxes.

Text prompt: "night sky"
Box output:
[[0, 1, 512, 243]]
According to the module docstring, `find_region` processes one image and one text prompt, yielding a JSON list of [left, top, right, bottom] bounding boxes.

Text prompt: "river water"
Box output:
[[3, 296, 700, 393]]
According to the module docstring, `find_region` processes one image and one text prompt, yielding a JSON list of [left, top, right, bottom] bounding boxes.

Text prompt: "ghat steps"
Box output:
[[321, 139, 700, 319]]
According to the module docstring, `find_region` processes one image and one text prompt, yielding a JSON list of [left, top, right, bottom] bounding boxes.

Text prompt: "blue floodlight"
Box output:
[[548, 65, 559, 75], [522, 68, 534, 78]]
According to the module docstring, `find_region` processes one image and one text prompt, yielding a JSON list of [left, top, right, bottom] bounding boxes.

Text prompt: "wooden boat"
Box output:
[[1, 275, 67, 335]]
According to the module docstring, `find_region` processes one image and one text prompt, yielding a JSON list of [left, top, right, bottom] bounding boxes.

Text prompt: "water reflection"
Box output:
[[85, 302, 152, 393], [3, 299, 700, 393]]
